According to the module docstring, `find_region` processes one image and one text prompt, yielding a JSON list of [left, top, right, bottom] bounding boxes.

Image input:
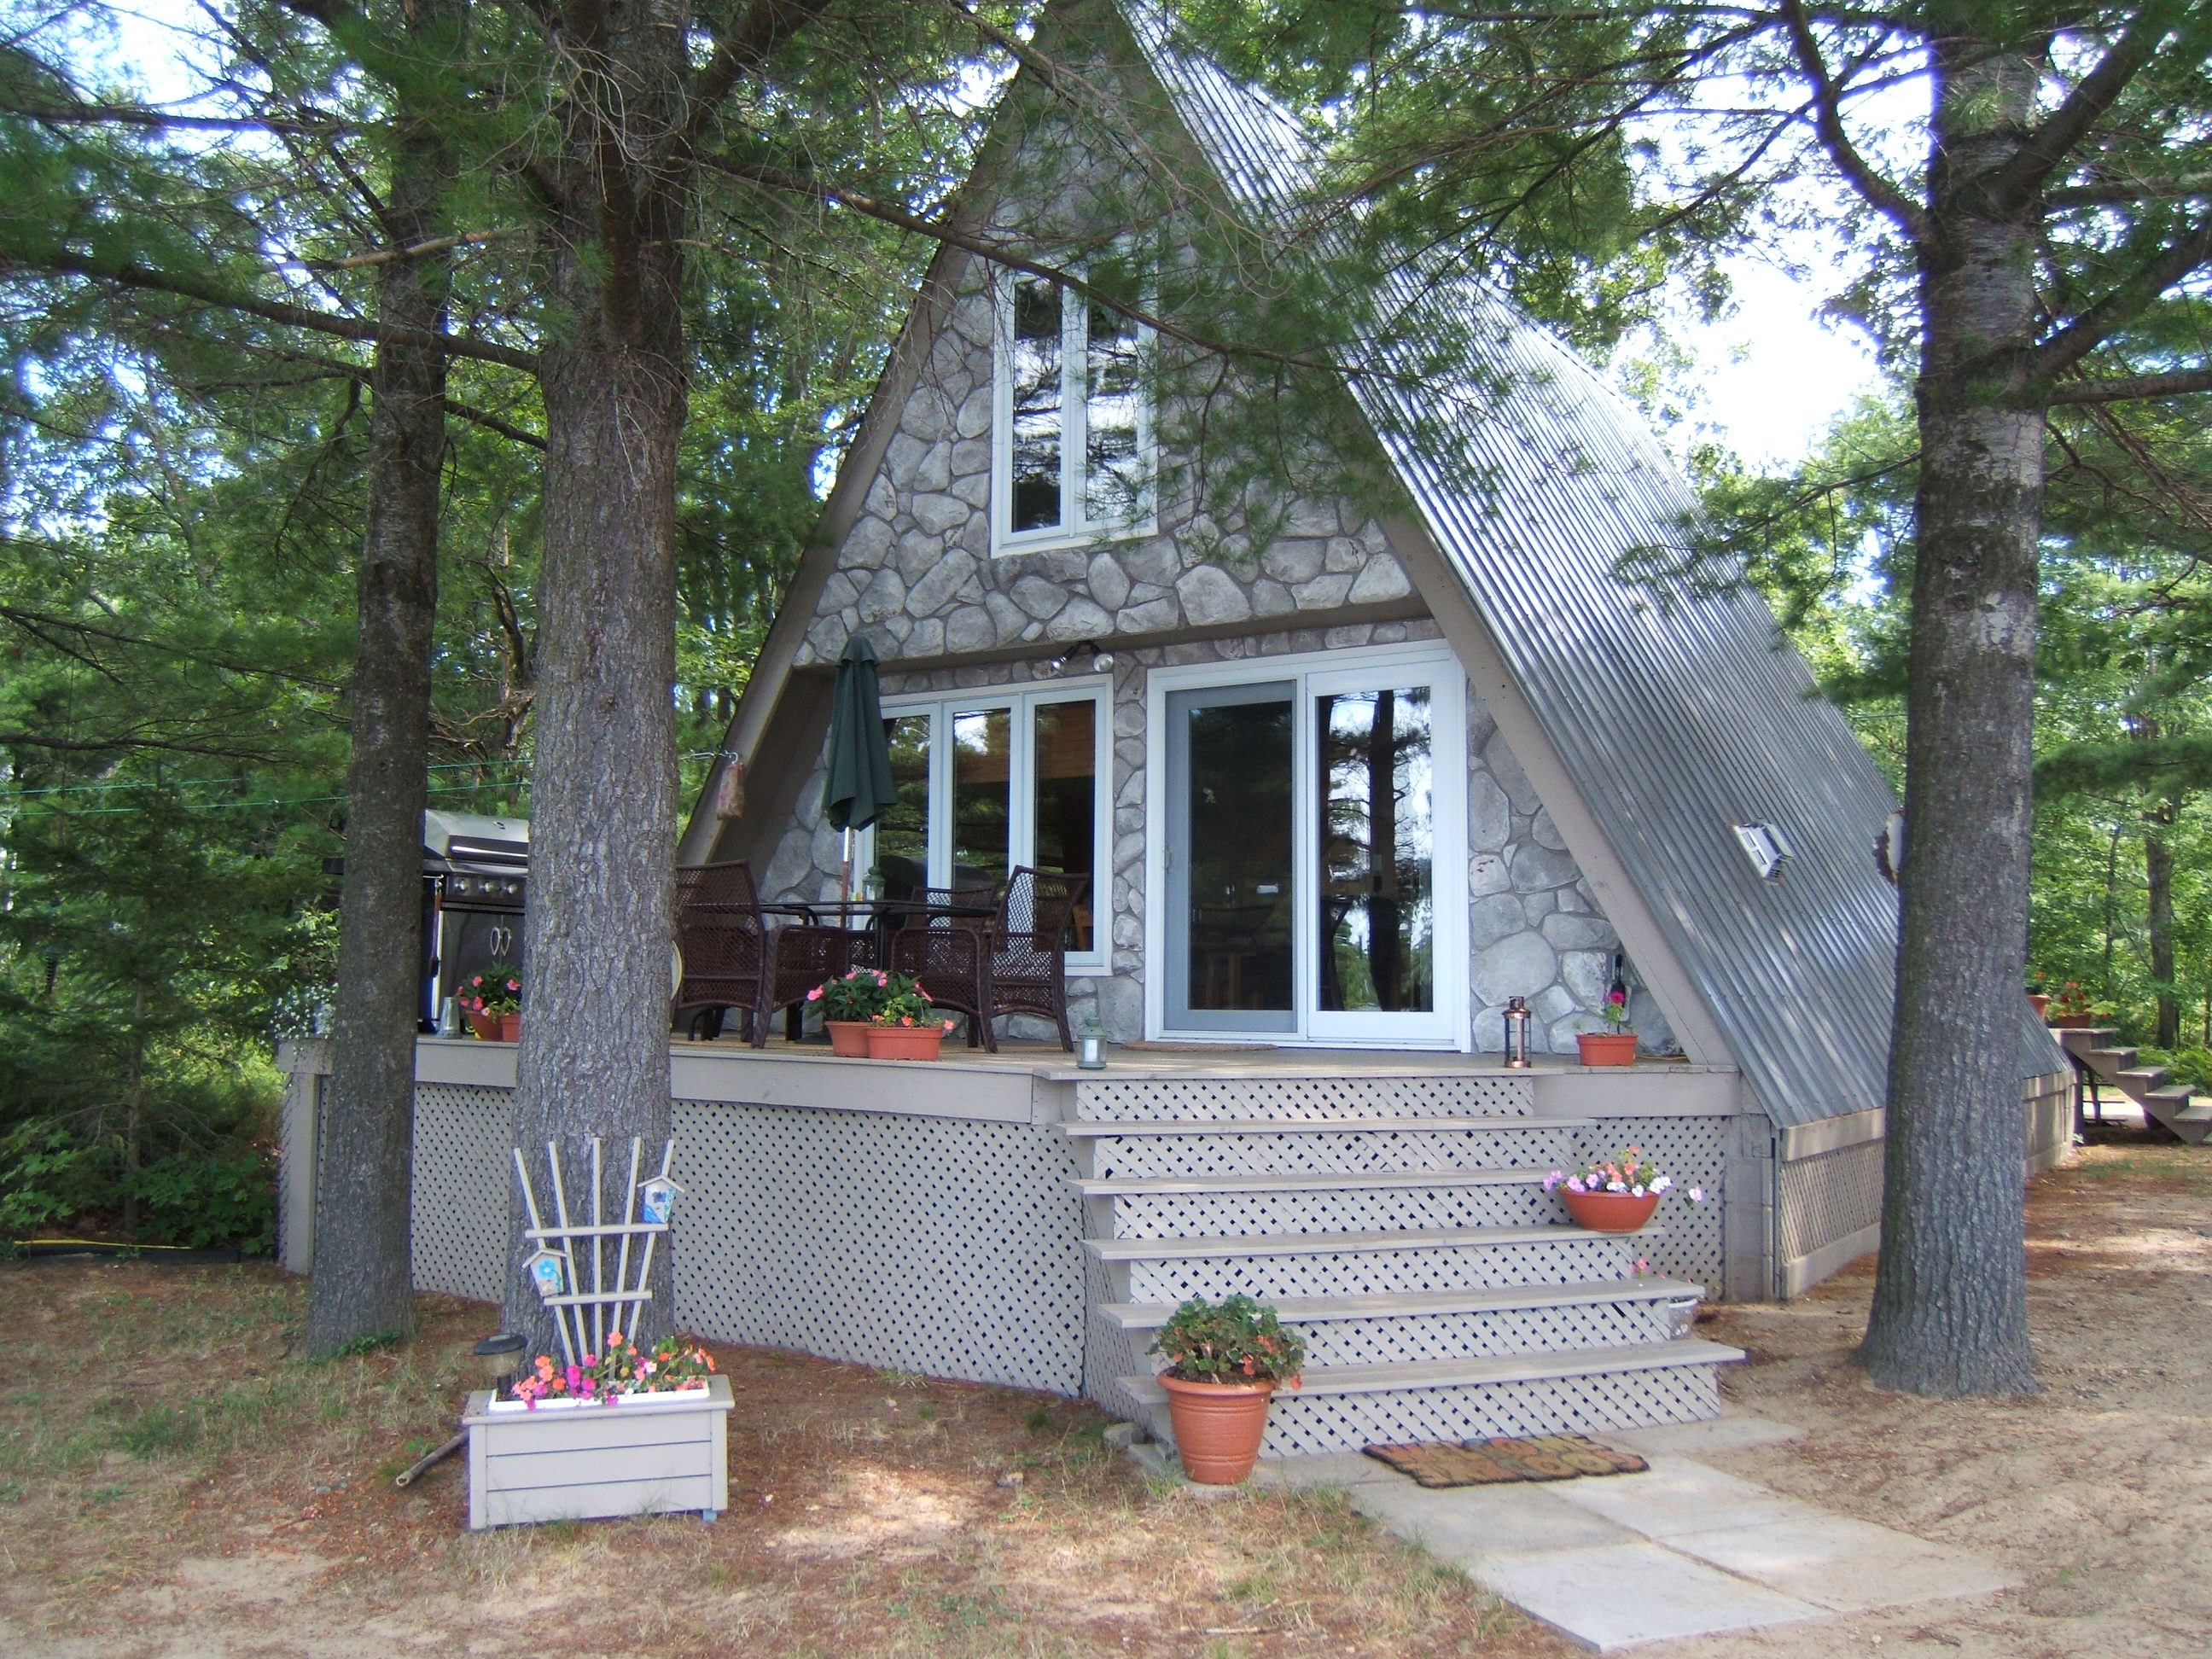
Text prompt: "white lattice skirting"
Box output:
[[412, 1085, 1088, 1395]]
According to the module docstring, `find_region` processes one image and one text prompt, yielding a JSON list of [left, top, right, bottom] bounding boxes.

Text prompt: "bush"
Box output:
[[121, 1150, 276, 1252], [2146, 1046, 2212, 1096]]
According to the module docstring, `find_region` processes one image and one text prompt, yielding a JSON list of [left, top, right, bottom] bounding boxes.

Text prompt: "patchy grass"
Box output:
[[0, 1261, 1557, 1657]]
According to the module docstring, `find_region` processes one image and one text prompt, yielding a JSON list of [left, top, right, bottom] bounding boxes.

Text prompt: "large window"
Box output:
[[995, 271, 1150, 551], [865, 684, 1110, 969]]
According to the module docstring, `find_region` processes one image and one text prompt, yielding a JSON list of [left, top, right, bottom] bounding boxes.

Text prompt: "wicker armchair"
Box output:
[[889, 867, 1089, 1051], [672, 861, 869, 1045]]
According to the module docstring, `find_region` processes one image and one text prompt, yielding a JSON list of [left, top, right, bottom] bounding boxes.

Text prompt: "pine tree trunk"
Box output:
[[2145, 801, 2177, 1050], [504, 0, 690, 1355], [303, 10, 453, 1355], [1860, 32, 2040, 1396]]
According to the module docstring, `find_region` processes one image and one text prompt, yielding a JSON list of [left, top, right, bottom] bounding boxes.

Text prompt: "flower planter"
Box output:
[[1575, 1032, 1638, 1067], [1560, 1187, 1661, 1232], [498, 1013, 522, 1043], [2028, 993, 2051, 1021], [466, 1009, 504, 1041], [1157, 1374, 1275, 1484], [826, 1021, 872, 1057], [463, 1374, 731, 1529], [866, 1024, 946, 1061], [2049, 1014, 2099, 1029]]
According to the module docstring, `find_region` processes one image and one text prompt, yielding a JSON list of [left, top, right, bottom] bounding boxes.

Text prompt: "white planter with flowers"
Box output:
[[464, 1336, 731, 1529]]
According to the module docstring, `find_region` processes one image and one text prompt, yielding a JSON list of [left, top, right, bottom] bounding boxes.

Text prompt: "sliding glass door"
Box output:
[[1155, 647, 1465, 1046]]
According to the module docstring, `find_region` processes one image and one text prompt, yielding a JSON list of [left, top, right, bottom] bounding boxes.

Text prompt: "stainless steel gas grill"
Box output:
[[421, 810, 529, 1029]]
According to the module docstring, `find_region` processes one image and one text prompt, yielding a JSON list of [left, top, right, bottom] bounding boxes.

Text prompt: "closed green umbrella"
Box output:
[[822, 636, 897, 898]]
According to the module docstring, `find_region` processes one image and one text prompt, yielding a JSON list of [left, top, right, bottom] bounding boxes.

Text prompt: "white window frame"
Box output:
[[864, 678, 1115, 975], [990, 269, 1155, 556], [1143, 641, 1470, 1048]]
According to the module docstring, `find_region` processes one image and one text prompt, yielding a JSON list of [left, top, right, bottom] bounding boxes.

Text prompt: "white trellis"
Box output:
[[511, 1136, 678, 1366]]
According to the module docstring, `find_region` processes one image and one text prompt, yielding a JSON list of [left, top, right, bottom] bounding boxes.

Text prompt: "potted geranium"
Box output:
[[1544, 1148, 1702, 1233], [2027, 973, 2052, 1022], [865, 970, 957, 1060], [808, 967, 889, 1056], [1576, 984, 1638, 1066], [459, 963, 522, 1041], [2047, 981, 2104, 1028], [1148, 1294, 1306, 1484]]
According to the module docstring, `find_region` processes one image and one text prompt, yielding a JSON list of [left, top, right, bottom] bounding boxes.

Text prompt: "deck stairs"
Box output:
[[1064, 1072, 1742, 1458], [2056, 1027, 2212, 1145]]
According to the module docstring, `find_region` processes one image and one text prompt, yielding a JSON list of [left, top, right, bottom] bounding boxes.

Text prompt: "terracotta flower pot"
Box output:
[[2050, 1013, 2098, 1029], [466, 1009, 502, 1041], [865, 1023, 946, 1061], [826, 1021, 873, 1057], [1157, 1374, 1275, 1485], [1576, 1032, 1638, 1067], [1560, 1186, 1661, 1233], [497, 1012, 522, 1043], [2028, 992, 2051, 1020]]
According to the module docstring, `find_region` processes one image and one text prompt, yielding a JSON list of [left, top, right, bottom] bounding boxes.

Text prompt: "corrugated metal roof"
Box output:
[[1121, 1, 2058, 1126]]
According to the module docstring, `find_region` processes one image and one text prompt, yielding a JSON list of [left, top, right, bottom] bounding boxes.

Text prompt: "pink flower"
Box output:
[[1688, 1186, 1706, 1203], [806, 986, 823, 1000], [506, 979, 520, 992]]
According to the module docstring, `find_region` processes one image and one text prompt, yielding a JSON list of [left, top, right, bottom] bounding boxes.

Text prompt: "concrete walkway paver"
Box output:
[[1240, 1413, 2018, 1651]]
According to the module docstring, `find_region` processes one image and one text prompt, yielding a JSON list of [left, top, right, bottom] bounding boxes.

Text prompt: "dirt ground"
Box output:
[[3, 1126, 2204, 1658]]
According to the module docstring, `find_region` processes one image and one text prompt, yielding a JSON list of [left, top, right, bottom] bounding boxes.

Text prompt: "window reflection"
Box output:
[[1033, 699, 1097, 952], [952, 707, 1011, 888], [875, 714, 931, 901], [1085, 296, 1144, 526], [1009, 276, 1062, 532], [1318, 687, 1435, 1013]]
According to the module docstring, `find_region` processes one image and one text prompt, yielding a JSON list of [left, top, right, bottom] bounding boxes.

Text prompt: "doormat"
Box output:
[[1362, 1434, 1648, 1487]]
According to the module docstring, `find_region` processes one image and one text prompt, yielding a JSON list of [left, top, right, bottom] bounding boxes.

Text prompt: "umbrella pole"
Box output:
[[840, 826, 853, 908]]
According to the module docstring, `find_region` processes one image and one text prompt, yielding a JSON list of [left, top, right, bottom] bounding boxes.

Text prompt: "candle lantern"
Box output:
[[1502, 996, 1534, 1068], [1075, 1016, 1109, 1071]]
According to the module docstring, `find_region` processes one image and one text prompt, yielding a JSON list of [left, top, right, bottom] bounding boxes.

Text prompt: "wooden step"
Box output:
[[1083, 1221, 1654, 1262], [1119, 1338, 1743, 1405], [1061, 1115, 1594, 1138], [1074, 1168, 1551, 1198], [2084, 1046, 2138, 1070], [2115, 1067, 2171, 1091], [1096, 1276, 1704, 1330]]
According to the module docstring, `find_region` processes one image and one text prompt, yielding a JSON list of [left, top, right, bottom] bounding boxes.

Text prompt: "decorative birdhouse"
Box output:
[[524, 1248, 568, 1300], [637, 1176, 683, 1227]]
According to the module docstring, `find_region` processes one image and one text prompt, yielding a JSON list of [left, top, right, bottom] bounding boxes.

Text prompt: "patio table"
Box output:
[[777, 894, 996, 969]]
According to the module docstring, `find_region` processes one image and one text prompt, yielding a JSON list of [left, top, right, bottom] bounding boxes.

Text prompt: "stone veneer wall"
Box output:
[[787, 269, 1420, 672], [760, 617, 1673, 1056]]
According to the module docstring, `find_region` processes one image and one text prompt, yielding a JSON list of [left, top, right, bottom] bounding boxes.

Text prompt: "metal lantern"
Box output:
[[1076, 1017, 1108, 1071], [1502, 996, 1534, 1068], [637, 1176, 683, 1227], [524, 1247, 568, 1300]]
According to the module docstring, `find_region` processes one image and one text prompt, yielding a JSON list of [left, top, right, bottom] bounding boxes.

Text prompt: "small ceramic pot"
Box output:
[[826, 1021, 872, 1057], [865, 1023, 946, 1061], [497, 1013, 521, 1043], [1560, 1187, 1661, 1232], [2028, 992, 2051, 1021], [466, 1009, 502, 1041], [1576, 1032, 1638, 1067], [1158, 1374, 1275, 1484]]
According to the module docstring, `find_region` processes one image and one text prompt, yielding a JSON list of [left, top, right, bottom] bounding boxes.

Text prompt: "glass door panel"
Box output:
[[952, 707, 1010, 888], [1316, 688, 1435, 1013], [1165, 684, 1295, 1033], [875, 713, 933, 900], [1033, 698, 1097, 952]]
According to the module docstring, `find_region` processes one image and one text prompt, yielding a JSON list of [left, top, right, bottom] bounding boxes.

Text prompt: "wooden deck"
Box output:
[[413, 1033, 1743, 1126]]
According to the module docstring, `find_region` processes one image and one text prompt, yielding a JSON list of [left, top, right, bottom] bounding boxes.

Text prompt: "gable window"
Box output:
[[995, 271, 1151, 551], [864, 681, 1111, 972]]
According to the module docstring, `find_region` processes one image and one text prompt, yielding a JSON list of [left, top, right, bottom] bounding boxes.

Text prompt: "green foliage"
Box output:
[[119, 1149, 276, 1253], [1150, 1293, 1306, 1386]]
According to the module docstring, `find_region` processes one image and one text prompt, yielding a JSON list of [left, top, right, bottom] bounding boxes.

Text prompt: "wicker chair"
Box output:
[[890, 867, 1089, 1051], [672, 861, 868, 1046]]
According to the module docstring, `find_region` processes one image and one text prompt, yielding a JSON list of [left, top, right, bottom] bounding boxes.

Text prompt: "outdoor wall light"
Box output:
[[1733, 821, 1794, 882], [1045, 641, 1115, 677], [472, 1331, 528, 1398]]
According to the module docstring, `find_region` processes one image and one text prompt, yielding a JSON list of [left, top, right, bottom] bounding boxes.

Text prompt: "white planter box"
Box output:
[[463, 1375, 732, 1529]]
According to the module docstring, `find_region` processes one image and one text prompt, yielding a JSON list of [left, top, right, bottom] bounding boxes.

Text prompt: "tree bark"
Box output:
[[504, 0, 691, 1354], [1860, 28, 2040, 1396], [2145, 799, 2177, 1049], [303, 4, 454, 1355]]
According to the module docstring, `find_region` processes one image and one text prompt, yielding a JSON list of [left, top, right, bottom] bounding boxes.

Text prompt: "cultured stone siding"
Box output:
[[788, 273, 1418, 673], [761, 616, 1669, 1055]]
